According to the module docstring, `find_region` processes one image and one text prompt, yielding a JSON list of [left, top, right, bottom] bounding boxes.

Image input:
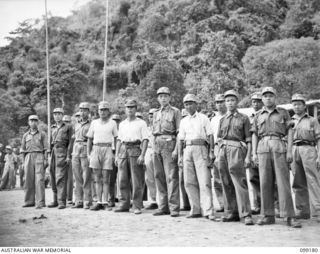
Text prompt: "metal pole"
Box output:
[[45, 0, 51, 145], [102, 0, 109, 101]]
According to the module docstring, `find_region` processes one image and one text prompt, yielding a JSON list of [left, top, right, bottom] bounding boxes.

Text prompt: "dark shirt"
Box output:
[[152, 105, 181, 136]]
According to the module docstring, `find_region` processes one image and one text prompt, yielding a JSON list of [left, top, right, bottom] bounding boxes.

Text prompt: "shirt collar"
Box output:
[[81, 119, 90, 125], [261, 105, 279, 114], [28, 129, 39, 135], [188, 111, 198, 119], [160, 104, 171, 111], [226, 110, 239, 118], [292, 112, 309, 120]]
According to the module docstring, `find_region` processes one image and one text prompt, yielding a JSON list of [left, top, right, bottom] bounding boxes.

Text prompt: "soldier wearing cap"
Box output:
[[210, 94, 226, 213], [12, 147, 22, 189], [72, 102, 92, 209], [178, 94, 215, 220], [251, 87, 301, 228], [75, 112, 81, 123], [290, 94, 320, 222], [248, 92, 264, 215], [178, 108, 191, 211], [144, 108, 158, 210], [216, 90, 254, 225], [48, 108, 73, 209], [20, 115, 47, 208], [135, 112, 143, 119], [0, 145, 17, 191], [152, 86, 181, 217], [87, 101, 118, 211], [115, 99, 149, 214], [62, 115, 72, 124]]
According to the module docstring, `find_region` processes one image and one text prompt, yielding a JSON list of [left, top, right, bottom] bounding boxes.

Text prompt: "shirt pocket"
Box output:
[[272, 118, 285, 134], [162, 114, 175, 133]]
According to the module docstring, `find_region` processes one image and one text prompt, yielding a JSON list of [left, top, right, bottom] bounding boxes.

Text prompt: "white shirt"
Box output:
[[178, 112, 213, 141], [86, 118, 118, 144], [210, 112, 226, 143], [118, 118, 148, 142]]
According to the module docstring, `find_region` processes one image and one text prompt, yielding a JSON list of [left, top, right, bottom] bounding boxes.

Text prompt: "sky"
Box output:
[[0, 0, 92, 46]]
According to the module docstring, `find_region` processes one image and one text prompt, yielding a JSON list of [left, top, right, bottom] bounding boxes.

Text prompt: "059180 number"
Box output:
[[300, 248, 318, 252]]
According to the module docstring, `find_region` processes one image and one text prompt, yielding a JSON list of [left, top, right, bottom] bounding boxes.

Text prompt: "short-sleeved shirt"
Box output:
[[291, 113, 320, 142], [179, 112, 213, 141], [251, 106, 291, 138], [152, 105, 181, 136], [87, 118, 118, 144], [21, 129, 48, 153], [74, 119, 91, 142], [210, 112, 225, 143], [118, 118, 148, 142], [217, 110, 251, 142]]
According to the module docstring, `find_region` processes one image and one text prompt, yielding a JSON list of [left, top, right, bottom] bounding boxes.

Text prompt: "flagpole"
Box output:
[[102, 0, 109, 101], [45, 0, 51, 146]]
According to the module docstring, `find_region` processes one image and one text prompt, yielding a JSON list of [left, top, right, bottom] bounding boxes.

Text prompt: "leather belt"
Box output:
[[293, 141, 315, 146], [76, 140, 87, 143], [185, 139, 207, 146], [93, 143, 112, 147], [155, 135, 176, 140], [122, 141, 141, 146], [221, 140, 242, 148], [260, 135, 281, 140]]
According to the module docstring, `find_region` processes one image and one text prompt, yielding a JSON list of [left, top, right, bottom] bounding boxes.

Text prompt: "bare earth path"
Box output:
[[0, 189, 319, 247]]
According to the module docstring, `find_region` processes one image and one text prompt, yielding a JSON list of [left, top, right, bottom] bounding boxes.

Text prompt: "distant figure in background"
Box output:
[[0, 146, 17, 190], [0, 144, 5, 182], [75, 112, 81, 124], [12, 148, 22, 189]]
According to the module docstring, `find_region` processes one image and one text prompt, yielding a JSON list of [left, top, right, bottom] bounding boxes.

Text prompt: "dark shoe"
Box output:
[[170, 211, 179, 217], [22, 204, 35, 208], [114, 208, 130, 212], [296, 214, 310, 220], [72, 203, 83, 209], [90, 203, 103, 211], [186, 214, 202, 218], [180, 206, 191, 211], [257, 216, 275, 225], [244, 216, 254, 225], [153, 210, 170, 216], [251, 207, 261, 215], [145, 203, 158, 210], [215, 207, 224, 213], [221, 215, 240, 222], [67, 200, 73, 205], [287, 217, 302, 228], [47, 202, 58, 208], [58, 204, 66, 209]]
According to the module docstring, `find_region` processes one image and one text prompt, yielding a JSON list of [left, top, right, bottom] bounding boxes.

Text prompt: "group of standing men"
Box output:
[[17, 86, 320, 228]]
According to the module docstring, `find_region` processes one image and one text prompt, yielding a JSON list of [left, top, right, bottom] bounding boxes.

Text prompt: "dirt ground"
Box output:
[[0, 187, 319, 247]]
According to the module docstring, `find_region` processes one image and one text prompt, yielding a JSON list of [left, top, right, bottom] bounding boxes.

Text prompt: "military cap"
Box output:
[[291, 93, 306, 103], [224, 90, 239, 99], [79, 102, 90, 109], [251, 92, 262, 100], [135, 112, 143, 118], [98, 101, 110, 110], [157, 86, 171, 95], [183, 94, 198, 103], [62, 115, 72, 122], [75, 112, 81, 117], [262, 87, 277, 96], [53, 108, 64, 114], [28, 115, 39, 121], [215, 94, 225, 102], [181, 108, 188, 117], [125, 99, 137, 107], [5, 145, 12, 150], [149, 108, 157, 114], [112, 114, 121, 120]]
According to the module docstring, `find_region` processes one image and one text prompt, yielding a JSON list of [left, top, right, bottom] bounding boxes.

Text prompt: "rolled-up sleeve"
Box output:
[[244, 116, 252, 142], [178, 118, 186, 141], [140, 121, 149, 141], [86, 121, 94, 139]]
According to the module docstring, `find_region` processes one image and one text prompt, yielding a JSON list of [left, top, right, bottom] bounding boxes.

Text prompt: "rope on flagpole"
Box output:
[[102, 0, 109, 101]]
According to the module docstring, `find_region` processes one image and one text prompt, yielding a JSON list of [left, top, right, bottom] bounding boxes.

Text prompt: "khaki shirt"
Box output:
[[291, 113, 320, 142], [118, 118, 148, 142], [217, 110, 251, 142], [152, 105, 181, 136], [21, 129, 47, 153], [74, 119, 91, 142], [251, 106, 291, 138], [178, 112, 213, 141]]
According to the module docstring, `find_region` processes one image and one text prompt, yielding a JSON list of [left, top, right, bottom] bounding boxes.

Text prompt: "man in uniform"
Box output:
[[63, 115, 73, 204], [0, 146, 17, 190], [48, 108, 73, 209], [0, 144, 5, 182], [21, 115, 47, 208], [115, 99, 149, 215], [248, 93, 264, 214], [178, 94, 215, 220], [13, 148, 22, 189], [290, 94, 320, 222], [210, 94, 226, 213], [216, 90, 254, 225], [252, 87, 301, 228], [87, 101, 118, 211], [152, 87, 181, 217], [72, 102, 92, 209], [144, 108, 158, 210]]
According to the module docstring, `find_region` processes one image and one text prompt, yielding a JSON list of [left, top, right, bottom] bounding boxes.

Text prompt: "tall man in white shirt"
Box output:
[[87, 101, 118, 211], [178, 94, 215, 220], [115, 99, 149, 215], [210, 94, 226, 212]]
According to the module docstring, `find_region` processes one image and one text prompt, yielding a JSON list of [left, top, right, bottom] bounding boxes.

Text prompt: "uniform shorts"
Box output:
[[89, 146, 113, 170]]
